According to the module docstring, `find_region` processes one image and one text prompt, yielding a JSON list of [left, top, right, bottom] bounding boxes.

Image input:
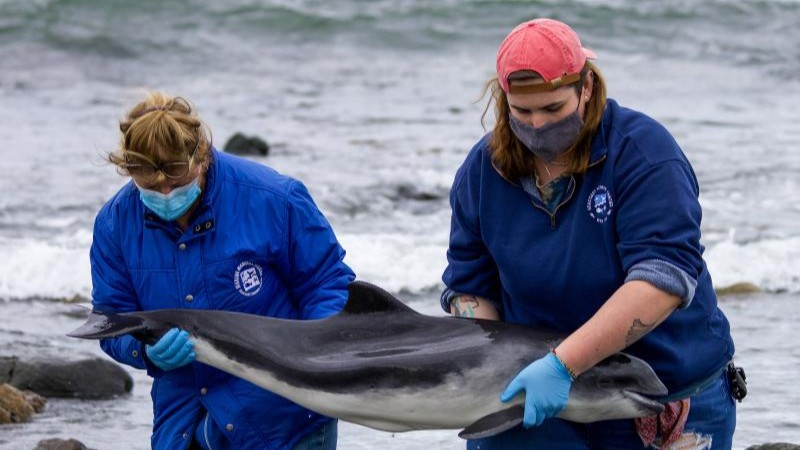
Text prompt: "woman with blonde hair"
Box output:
[[442, 19, 739, 449], [93, 92, 354, 450]]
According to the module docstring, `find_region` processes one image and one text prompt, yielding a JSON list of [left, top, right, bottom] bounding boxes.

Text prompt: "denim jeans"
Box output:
[[466, 372, 736, 449], [292, 419, 338, 450]]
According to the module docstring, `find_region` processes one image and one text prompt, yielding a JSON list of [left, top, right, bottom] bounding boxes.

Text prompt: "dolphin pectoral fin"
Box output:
[[458, 405, 524, 440]]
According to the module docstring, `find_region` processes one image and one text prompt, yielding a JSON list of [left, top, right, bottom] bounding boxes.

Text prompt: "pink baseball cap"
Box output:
[[496, 18, 597, 93]]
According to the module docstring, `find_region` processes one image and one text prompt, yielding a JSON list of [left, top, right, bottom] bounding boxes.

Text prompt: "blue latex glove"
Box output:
[[145, 328, 196, 371], [500, 352, 573, 427]]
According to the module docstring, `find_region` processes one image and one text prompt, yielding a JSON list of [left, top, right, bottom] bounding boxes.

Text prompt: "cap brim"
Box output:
[[583, 47, 597, 60]]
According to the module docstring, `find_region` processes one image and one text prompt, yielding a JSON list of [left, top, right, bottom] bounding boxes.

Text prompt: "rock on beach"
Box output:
[[0, 356, 132, 399], [34, 438, 97, 450], [223, 132, 270, 156], [0, 383, 45, 424]]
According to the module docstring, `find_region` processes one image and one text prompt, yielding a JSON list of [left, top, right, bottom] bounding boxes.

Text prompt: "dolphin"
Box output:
[[67, 281, 667, 439]]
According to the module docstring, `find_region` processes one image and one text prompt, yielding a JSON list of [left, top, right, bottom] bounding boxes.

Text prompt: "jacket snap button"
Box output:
[[200, 387, 207, 395], [185, 294, 194, 302], [225, 423, 234, 432], [178, 243, 187, 251]]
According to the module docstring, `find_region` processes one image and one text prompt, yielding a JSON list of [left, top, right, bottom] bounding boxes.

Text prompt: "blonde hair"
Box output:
[[480, 61, 607, 181], [108, 92, 211, 176]]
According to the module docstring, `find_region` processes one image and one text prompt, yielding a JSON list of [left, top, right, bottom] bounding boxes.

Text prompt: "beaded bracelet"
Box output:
[[551, 349, 577, 381]]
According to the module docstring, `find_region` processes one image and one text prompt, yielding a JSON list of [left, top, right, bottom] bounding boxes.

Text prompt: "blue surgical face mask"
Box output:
[[136, 178, 202, 221], [508, 105, 583, 163]]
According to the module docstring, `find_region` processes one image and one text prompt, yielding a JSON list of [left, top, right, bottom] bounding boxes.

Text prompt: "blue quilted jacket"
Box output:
[[91, 149, 355, 449]]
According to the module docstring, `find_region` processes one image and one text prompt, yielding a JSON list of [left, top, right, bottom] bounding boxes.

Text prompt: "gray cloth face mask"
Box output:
[[508, 107, 583, 163]]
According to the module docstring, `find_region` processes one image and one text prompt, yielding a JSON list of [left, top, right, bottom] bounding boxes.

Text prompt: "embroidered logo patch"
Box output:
[[234, 261, 263, 297], [587, 185, 613, 223]]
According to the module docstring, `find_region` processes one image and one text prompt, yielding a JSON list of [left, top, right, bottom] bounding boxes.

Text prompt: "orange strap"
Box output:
[[508, 73, 581, 94]]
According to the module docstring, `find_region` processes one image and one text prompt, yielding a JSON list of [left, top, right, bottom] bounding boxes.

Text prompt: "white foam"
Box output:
[[0, 232, 93, 300], [1, 230, 798, 301], [705, 236, 800, 293], [339, 230, 449, 295]]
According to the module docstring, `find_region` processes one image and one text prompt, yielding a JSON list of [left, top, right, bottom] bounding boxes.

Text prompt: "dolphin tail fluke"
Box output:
[[458, 405, 523, 440], [67, 310, 149, 341]]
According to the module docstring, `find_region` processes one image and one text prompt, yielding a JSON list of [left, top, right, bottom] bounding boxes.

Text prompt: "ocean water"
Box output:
[[0, 0, 798, 448]]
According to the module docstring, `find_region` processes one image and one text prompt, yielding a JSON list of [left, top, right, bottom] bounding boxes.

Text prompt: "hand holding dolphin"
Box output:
[[500, 352, 573, 427], [145, 328, 196, 371]]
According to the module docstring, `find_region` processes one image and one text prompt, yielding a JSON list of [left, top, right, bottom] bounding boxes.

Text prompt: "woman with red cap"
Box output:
[[441, 18, 739, 449]]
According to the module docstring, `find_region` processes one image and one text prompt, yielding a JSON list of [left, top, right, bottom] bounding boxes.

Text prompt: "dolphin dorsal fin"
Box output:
[[342, 281, 418, 315]]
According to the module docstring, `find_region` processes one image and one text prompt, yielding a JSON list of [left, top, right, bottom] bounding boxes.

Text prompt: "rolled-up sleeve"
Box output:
[[615, 158, 705, 307], [626, 259, 697, 307]]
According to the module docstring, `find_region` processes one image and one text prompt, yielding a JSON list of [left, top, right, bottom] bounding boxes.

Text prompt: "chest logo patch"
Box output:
[[587, 185, 613, 223], [234, 261, 263, 297]]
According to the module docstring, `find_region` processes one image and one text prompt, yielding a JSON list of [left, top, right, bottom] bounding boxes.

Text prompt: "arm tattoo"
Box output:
[[625, 318, 655, 346], [451, 295, 481, 318]]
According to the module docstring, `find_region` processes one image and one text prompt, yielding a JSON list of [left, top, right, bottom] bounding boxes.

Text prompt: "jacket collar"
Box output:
[[141, 148, 221, 237], [587, 98, 617, 167]]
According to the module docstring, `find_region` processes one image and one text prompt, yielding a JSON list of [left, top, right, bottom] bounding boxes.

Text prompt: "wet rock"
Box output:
[[746, 444, 800, 450], [223, 132, 269, 156], [716, 282, 761, 296], [25, 389, 47, 412], [394, 183, 443, 202], [35, 438, 96, 450], [0, 383, 43, 424], [5, 357, 133, 399]]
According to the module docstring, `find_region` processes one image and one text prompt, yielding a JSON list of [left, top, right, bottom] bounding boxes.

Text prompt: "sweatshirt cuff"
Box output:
[[440, 288, 458, 313], [625, 259, 697, 308], [440, 288, 503, 314]]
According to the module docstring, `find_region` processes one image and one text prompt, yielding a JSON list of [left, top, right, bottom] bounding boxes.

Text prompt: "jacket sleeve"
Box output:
[[614, 147, 705, 308], [441, 145, 502, 313], [90, 214, 149, 371], [280, 181, 355, 320]]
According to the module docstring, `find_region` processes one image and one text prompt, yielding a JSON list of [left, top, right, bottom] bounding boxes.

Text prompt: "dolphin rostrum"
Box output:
[[67, 281, 667, 439]]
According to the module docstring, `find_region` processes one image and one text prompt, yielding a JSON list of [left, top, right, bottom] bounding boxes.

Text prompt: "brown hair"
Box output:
[[108, 92, 211, 177], [480, 61, 607, 181]]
